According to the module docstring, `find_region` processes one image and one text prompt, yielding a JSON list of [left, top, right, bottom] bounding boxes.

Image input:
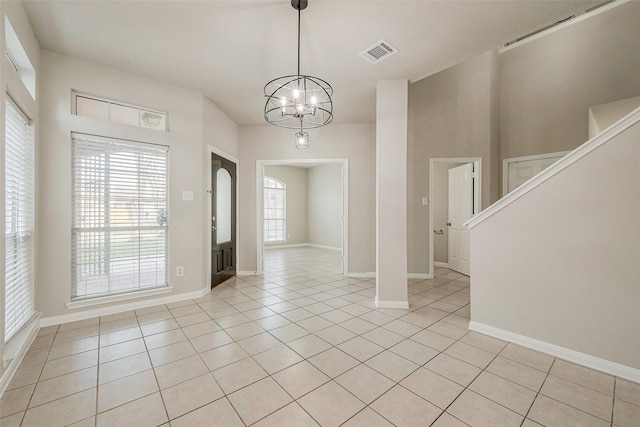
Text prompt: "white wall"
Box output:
[[38, 50, 238, 318], [470, 118, 640, 373], [308, 164, 343, 249], [264, 165, 308, 245], [239, 123, 375, 274]]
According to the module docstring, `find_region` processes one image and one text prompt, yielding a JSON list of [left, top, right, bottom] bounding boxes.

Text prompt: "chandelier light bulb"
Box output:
[[293, 89, 300, 99], [280, 97, 287, 106], [310, 96, 317, 105], [297, 104, 304, 112]]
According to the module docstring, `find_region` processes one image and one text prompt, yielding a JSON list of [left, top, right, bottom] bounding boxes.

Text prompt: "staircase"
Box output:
[[466, 106, 640, 382]]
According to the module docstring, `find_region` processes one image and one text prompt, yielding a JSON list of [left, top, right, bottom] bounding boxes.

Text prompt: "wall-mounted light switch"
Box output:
[[176, 266, 184, 276], [422, 197, 429, 206], [182, 191, 194, 201]]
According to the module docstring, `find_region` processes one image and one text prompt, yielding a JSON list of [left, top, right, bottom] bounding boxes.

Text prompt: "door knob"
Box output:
[[212, 216, 216, 223], [212, 226, 217, 232], [447, 222, 451, 226]]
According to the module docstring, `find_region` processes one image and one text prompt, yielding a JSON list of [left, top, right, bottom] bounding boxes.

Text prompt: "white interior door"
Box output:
[[505, 153, 567, 194], [448, 163, 473, 276]]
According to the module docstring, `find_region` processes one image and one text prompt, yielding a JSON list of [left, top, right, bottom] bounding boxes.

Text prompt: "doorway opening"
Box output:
[[256, 159, 349, 276], [429, 158, 482, 277]]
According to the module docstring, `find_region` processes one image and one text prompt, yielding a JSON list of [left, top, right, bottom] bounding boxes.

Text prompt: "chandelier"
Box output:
[[264, 0, 333, 149]]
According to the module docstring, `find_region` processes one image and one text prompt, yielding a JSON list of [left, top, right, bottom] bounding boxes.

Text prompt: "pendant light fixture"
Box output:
[[264, 0, 333, 149]]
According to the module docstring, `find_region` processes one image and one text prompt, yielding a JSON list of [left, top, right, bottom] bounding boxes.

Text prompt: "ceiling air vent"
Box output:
[[359, 39, 397, 64]]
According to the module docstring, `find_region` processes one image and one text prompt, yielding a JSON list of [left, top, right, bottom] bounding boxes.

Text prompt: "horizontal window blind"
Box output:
[[5, 96, 36, 342], [71, 133, 169, 299], [264, 177, 286, 242]]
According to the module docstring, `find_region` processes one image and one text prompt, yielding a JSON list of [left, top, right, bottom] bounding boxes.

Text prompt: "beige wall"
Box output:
[[238, 124, 375, 274], [264, 165, 308, 245], [37, 50, 238, 318], [500, 1, 640, 161], [470, 118, 640, 371], [308, 164, 343, 249], [408, 50, 499, 275]]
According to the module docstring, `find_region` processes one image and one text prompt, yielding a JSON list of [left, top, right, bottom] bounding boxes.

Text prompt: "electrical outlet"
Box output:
[[176, 266, 184, 277]]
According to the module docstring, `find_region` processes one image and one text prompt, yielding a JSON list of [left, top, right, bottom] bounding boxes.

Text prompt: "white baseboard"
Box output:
[[469, 321, 640, 383], [306, 243, 342, 252], [264, 243, 307, 249], [434, 262, 449, 268], [408, 273, 432, 279], [265, 243, 342, 252], [375, 298, 410, 309], [40, 287, 211, 327], [237, 271, 257, 276], [348, 272, 432, 280], [1, 314, 41, 397], [347, 272, 376, 278]]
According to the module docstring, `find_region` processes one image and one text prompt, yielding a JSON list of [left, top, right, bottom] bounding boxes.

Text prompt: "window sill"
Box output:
[[66, 286, 174, 310]]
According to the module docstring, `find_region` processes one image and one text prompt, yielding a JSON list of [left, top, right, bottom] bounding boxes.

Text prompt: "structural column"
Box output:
[[375, 80, 409, 308]]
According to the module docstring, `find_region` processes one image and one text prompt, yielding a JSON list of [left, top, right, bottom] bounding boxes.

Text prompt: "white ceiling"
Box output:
[[22, 0, 603, 126]]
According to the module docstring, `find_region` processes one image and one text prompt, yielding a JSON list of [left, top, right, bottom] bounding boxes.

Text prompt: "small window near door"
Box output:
[[264, 177, 286, 242]]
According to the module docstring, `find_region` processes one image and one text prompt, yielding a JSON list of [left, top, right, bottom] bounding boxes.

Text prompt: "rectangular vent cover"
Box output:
[[359, 39, 397, 64]]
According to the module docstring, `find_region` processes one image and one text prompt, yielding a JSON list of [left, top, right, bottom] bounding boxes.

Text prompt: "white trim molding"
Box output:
[[434, 262, 449, 268], [1, 314, 41, 396], [264, 243, 307, 250], [66, 286, 174, 310], [469, 321, 640, 383], [306, 243, 342, 252], [468, 106, 640, 230], [375, 298, 409, 309], [42, 287, 210, 327]]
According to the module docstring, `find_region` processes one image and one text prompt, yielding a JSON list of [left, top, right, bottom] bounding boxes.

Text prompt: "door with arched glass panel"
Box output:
[[211, 153, 236, 287]]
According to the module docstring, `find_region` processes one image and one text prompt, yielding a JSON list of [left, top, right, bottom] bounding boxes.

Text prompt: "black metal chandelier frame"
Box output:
[[263, 0, 334, 131]]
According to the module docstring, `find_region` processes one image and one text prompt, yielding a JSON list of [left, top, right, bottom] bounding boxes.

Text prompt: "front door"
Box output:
[[211, 153, 236, 287], [448, 163, 473, 276]]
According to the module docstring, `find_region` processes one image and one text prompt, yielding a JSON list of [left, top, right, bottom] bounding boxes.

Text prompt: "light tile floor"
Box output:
[[2, 247, 639, 426]]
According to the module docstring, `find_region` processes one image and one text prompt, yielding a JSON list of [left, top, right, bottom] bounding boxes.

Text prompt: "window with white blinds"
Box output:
[[5, 96, 36, 342], [264, 177, 286, 242], [71, 133, 169, 299]]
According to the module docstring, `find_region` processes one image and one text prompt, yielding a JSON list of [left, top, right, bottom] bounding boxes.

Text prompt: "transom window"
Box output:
[[71, 133, 169, 299], [264, 177, 286, 242], [73, 92, 168, 132]]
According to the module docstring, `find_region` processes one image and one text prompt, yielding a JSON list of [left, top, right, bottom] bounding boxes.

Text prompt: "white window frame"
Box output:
[[71, 133, 169, 302], [4, 95, 36, 342], [264, 177, 286, 243], [72, 92, 169, 132]]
